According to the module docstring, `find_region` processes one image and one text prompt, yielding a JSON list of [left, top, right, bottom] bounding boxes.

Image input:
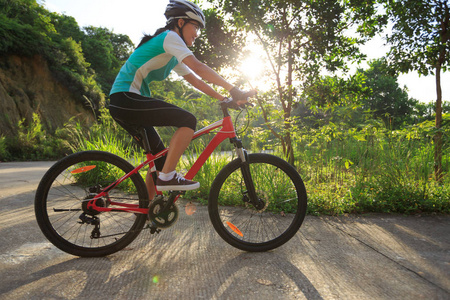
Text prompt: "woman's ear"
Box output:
[[177, 19, 185, 28]]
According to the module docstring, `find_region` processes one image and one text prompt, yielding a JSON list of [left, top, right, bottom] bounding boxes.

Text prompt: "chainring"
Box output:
[[148, 195, 179, 228]]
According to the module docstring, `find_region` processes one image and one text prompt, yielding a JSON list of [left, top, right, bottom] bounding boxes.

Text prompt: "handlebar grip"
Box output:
[[222, 98, 253, 110]]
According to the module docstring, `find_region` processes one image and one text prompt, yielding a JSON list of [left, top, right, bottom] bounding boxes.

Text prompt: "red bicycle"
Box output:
[[35, 101, 307, 257]]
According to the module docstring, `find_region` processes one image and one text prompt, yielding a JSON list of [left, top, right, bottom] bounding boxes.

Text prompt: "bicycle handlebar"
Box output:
[[220, 98, 253, 117], [220, 90, 257, 117]]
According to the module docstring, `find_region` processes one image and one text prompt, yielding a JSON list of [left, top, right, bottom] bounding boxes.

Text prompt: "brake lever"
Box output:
[[239, 101, 254, 109]]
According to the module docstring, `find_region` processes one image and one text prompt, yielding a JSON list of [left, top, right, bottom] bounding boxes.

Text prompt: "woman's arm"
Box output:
[[182, 55, 234, 92], [183, 73, 225, 101], [182, 55, 256, 103]]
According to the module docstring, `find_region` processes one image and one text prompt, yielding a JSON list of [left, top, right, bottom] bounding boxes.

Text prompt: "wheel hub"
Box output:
[[244, 191, 269, 213], [82, 186, 107, 216]]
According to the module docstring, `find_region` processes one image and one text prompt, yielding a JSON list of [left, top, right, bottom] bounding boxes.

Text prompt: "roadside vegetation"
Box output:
[[0, 0, 449, 215]]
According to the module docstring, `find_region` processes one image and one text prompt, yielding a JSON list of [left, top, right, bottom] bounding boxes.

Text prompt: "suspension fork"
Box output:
[[231, 138, 263, 209]]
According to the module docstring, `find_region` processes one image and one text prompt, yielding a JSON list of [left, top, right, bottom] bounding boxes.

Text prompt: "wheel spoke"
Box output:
[[35, 151, 149, 257], [209, 153, 307, 251]]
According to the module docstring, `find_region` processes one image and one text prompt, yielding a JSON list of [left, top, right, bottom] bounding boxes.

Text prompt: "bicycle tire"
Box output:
[[35, 151, 149, 257], [208, 153, 307, 252]]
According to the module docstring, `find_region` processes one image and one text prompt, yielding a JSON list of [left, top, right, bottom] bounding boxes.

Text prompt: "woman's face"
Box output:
[[179, 19, 201, 47]]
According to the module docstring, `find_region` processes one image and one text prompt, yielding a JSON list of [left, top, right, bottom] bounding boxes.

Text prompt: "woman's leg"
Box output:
[[161, 127, 194, 173], [146, 171, 157, 200], [146, 127, 196, 198], [156, 127, 199, 191], [110, 92, 198, 191]]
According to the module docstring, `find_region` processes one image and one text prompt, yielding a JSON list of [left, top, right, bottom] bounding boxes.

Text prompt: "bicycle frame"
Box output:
[[86, 115, 238, 215]]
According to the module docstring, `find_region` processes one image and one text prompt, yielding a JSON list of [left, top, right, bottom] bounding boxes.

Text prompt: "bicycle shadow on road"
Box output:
[[0, 249, 322, 300], [200, 251, 323, 299], [0, 256, 123, 299], [5, 210, 449, 299]]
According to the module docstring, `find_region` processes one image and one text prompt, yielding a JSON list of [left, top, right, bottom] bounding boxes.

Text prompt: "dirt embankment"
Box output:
[[0, 54, 95, 136]]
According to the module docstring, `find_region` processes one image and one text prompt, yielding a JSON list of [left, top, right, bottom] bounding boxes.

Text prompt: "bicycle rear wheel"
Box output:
[[35, 151, 149, 257], [208, 153, 307, 252]]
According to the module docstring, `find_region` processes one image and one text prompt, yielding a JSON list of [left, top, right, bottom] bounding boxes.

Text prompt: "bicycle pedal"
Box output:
[[145, 221, 161, 234], [150, 227, 161, 234]]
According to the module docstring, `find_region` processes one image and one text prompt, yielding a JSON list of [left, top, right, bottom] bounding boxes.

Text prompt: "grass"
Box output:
[[180, 142, 231, 204], [292, 119, 450, 215], [0, 113, 70, 161], [4, 110, 449, 216]]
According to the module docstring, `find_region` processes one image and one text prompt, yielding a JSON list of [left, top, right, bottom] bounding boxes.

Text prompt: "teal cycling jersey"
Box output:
[[110, 31, 192, 97]]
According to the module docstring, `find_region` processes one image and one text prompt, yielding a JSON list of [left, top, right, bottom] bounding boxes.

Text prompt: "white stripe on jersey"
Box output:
[[131, 54, 173, 93]]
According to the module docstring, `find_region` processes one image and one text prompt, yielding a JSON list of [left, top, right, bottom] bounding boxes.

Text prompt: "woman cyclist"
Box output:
[[109, 0, 252, 199]]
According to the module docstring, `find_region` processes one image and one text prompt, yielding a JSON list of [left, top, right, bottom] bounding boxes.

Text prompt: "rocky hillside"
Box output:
[[0, 54, 95, 137]]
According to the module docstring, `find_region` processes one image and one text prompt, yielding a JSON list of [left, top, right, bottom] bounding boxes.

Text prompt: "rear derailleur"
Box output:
[[78, 213, 101, 239], [77, 185, 106, 239]]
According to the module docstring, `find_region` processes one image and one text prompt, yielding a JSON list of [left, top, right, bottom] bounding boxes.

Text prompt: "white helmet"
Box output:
[[165, 0, 206, 28]]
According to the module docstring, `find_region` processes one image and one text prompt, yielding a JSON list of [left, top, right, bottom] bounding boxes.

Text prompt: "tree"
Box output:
[[50, 13, 84, 42], [191, 8, 245, 70], [82, 26, 134, 94], [0, 0, 104, 109], [382, 0, 449, 181], [206, 0, 384, 165], [359, 59, 417, 129], [0, 0, 55, 55]]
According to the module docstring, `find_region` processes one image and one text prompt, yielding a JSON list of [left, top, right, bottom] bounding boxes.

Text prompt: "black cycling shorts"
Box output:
[[109, 92, 197, 171]]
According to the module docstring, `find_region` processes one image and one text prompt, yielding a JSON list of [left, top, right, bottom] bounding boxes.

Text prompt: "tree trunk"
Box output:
[[285, 37, 295, 165], [434, 61, 443, 182], [434, 0, 449, 183]]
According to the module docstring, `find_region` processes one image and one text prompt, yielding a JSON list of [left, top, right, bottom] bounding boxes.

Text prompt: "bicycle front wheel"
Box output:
[[35, 151, 149, 257], [208, 153, 307, 252]]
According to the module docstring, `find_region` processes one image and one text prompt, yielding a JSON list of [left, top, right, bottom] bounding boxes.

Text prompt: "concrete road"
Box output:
[[0, 161, 449, 299]]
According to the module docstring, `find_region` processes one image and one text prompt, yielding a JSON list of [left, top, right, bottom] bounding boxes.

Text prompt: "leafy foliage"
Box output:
[[0, 113, 70, 161], [0, 0, 104, 108], [380, 0, 449, 181], [1, 0, 448, 214], [358, 59, 418, 128], [293, 113, 450, 215], [382, 0, 450, 76], [206, 0, 386, 164], [82, 26, 134, 95], [191, 8, 245, 70], [0, 0, 133, 109]]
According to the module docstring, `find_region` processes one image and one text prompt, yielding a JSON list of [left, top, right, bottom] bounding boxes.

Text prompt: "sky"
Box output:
[[42, 0, 449, 103]]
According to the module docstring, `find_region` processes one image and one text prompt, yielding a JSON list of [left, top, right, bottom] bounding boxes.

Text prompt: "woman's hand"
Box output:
[[230, 87, 257, 105]]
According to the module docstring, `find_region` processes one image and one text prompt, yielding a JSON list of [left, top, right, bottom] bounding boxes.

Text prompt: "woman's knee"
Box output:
[[186, 112, 197, 130]]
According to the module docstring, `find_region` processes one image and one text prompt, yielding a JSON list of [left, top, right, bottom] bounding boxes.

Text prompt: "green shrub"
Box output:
[[0, 113, 70, 161]]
